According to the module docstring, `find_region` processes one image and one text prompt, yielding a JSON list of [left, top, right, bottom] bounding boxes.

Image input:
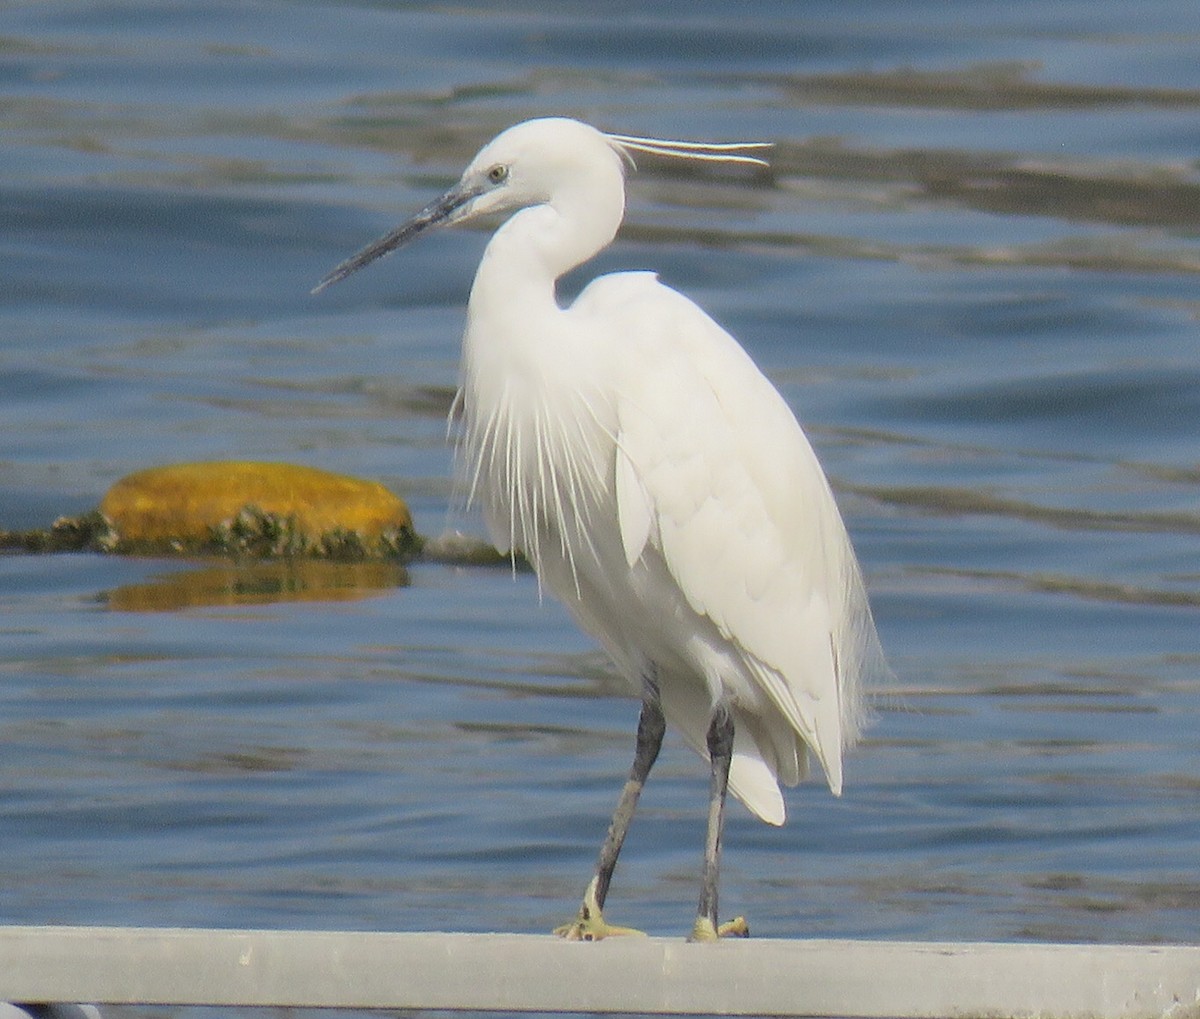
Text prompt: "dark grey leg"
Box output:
[[691, 702, 741, 941], [593, 676, 666, 909], [554, 670, 665, 939]]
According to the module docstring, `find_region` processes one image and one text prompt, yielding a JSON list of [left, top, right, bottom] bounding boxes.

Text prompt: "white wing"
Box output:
[[575, 272, 881, 812]]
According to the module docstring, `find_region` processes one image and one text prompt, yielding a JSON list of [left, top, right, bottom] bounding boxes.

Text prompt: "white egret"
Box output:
[[314, 117, 884, 942]]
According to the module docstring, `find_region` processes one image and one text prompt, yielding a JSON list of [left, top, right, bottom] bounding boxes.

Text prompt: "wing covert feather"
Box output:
[[593, 274, 873, 792]]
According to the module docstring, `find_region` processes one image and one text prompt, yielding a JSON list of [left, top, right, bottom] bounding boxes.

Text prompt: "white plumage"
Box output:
[[315, 116, 885, 939]]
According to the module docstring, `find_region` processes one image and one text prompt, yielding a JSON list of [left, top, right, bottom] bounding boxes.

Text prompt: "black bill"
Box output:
[[311, 182, 482, 295]]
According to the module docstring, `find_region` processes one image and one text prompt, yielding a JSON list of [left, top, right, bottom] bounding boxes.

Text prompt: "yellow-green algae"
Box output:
[[101, 462, 413, 548]]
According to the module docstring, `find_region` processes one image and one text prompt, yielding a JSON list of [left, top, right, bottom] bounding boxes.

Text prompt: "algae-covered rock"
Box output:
[[99, 461, 417, 558], [1, 463, 523, 568]]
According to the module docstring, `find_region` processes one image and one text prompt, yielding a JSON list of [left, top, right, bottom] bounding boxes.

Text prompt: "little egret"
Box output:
[[314, 117, 884, 941]]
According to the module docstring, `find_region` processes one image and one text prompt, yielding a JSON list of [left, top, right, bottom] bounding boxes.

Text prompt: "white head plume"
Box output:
[[604, 131, 772, 170]]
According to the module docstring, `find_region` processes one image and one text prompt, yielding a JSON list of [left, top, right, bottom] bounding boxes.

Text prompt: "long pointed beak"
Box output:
[[311, 182, 482, 295]]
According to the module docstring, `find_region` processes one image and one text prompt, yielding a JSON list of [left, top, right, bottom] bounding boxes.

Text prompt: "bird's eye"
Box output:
[[487, 164, 509, 185]]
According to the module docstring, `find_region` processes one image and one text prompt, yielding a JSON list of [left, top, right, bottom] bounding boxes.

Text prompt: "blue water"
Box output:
[[2, 0, 1199, 1006]]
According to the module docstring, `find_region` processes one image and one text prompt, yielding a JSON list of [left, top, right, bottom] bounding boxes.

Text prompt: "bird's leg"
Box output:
[[689, 703, 749, 941], [554, 672, 665, 941]]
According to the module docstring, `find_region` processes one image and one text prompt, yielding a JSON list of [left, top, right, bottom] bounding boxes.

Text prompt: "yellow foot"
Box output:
[[688, 915, 750, 942], [553, 877, 646, 941]]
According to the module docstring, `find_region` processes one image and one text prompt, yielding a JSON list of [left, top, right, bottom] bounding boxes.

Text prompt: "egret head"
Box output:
[[312, 117, 770, 294], [312, 119, 620, 293], [461, 118, 627, 218]]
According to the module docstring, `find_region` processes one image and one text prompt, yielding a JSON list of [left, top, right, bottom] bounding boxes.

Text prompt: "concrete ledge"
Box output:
[[1, 926, 1199, 1017]]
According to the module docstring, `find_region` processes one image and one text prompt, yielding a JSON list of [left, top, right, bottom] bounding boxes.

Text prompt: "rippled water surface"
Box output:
[[2, 1, 1199, 1010]]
